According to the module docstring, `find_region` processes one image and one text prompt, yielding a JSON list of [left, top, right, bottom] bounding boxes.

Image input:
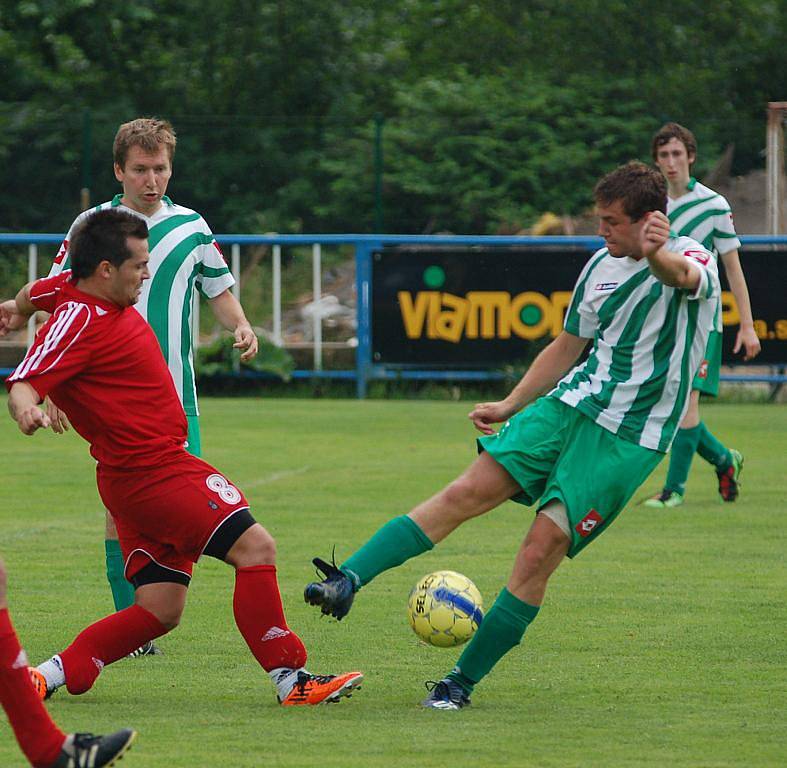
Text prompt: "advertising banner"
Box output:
[[371, 246, 787, 366]]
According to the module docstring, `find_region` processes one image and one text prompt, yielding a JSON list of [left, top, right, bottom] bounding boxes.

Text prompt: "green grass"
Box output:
[[1, 398, 785, 767]]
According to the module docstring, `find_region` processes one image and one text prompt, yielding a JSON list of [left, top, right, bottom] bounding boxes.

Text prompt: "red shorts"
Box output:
[[96, 454, 249, 582]]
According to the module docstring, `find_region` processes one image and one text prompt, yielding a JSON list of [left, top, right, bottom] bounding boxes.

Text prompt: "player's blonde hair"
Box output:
[[113, 118, 177, 168]]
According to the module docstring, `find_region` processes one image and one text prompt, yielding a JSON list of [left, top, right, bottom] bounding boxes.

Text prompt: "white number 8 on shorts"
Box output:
[[206, 473, 242, 504]]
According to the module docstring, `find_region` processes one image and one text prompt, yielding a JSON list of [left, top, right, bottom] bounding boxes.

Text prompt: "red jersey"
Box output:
[[7, 273, 188, 469]]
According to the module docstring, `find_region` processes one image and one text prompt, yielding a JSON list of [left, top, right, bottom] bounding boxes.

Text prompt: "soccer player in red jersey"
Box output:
[[0, 209, 362, 706], [0, 555, 136, 767]]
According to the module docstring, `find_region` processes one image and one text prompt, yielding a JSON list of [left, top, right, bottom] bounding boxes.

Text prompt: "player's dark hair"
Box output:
[[69, 210, 149, 280], [594, 161, 667, 221], [651, 122, 697, 164]]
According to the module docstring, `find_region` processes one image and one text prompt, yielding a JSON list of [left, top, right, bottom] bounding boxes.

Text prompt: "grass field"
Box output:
[[1, 397, 785, 767]]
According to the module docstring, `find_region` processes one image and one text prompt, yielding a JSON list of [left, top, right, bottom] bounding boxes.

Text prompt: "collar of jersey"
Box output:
[[110, 194, 174, 208], [686, 177, 697, 191], [63, 279, 122, 313]]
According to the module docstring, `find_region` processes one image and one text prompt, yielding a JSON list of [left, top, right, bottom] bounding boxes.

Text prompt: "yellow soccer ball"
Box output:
[[407, 570, 484, 647]]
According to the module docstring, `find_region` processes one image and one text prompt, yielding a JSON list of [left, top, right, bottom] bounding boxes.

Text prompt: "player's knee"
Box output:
[[224, 523, 276, 568], [149, 604, 183, 631], [440, 477, 489, 520]]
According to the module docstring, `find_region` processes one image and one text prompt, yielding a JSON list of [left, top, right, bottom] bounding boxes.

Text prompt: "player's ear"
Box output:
[[113, 163, 124, 183], [97, 260, 114, 279]]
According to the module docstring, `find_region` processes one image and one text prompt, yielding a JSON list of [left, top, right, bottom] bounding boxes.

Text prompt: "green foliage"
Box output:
[[195, 333, 294, 380], [0, 1, 785, 233]]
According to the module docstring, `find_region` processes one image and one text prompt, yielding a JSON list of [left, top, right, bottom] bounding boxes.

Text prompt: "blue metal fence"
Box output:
[[2, 233, 786, 397]]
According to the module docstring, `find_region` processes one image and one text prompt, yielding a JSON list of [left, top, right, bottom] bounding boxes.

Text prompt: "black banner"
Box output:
[[371, 246, 787, 366]]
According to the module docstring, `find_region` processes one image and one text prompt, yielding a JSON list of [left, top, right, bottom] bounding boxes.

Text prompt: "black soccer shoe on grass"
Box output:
[[50, 729, 137, 768], [422, 679, 471, 711], [304, 557, 356, 620]]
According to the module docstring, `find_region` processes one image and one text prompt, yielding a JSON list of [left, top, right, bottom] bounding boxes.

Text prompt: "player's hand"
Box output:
[[640, 211, 670, 258], [45, 397, 70, 434], [733, 326, 761, 361], [0, 300, 26, 337], [234, 323, 259, 362], [468, 400, 517, 435], [17, 407, 51, 435]]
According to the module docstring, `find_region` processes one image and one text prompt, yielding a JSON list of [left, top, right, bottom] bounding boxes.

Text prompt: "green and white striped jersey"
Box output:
[[551, 236, 719, 452], [49, 195, 234, 416], [668, 178, 740, 333]]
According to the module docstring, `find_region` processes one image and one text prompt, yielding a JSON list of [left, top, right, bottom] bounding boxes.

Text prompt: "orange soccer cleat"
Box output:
[[279, 671, 363, 706], [29, 667, 52, 700]]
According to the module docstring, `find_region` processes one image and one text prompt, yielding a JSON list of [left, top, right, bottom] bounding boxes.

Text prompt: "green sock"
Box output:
[[665, 424, 702, 495], [105, 539, 135, 611], [696, 421, 732, 471], [340, 515, 434, 588], [447, 587, 540, 693]]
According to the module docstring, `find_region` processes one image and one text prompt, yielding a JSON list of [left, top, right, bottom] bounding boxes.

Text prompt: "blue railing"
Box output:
[[2, 233, 787, 397]]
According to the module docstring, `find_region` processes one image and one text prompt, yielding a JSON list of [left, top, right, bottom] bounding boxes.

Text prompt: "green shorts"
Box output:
[[478, 397, 663, 558], [692, 330, 722, 396], [185, 414, 202, 457]]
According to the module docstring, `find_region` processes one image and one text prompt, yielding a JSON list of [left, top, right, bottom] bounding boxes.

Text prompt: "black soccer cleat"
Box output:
[[50, 729, 137, 768], [304, 557, 356, 620], [422, 678, 471, 711], [127, 640, 162, 658]]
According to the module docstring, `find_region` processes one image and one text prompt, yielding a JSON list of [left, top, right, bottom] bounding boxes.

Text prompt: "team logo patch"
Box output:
[[698, 359, 709, 379], [683, 249, 710, 266], [212, 240, 227, 264], [54, 240, 69, 265], [575, 509, 603, 538], [595, 282, 618, 291]]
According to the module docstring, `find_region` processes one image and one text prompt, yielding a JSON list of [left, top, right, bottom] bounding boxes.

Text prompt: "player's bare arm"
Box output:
[[8, 382, 51, 435], [207, 290, 259, 361], [640, 211, 701, 291], [469, 331, 589, 434], [0, 283, 36, 336], [720, 249, 761, 361]]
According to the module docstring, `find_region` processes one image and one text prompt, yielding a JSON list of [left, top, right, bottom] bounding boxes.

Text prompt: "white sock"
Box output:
[[37, 654, 65, 691], [269, 666, 307, 699]]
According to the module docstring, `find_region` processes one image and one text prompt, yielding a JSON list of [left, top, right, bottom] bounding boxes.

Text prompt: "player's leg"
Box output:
[[644, 390, 700, 508], [104, 512, 134, 612], [423, 509, 569, 709], [424, 409, 663, 710], [305, 397, 565, 621], [204, 513, 362, 705], [0, 557, 137, 767], [34, 569, 184, 698], [305, 452, 521, 620], [104, 511, 160, 658]]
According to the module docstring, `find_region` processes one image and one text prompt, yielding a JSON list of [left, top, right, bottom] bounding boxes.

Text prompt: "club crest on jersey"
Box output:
[[698, 359, 709, 379], [595, 282, 618, 292], [575, 509, 603, 538], [683, 249, 710, 266], [54, 240, 69, 265]]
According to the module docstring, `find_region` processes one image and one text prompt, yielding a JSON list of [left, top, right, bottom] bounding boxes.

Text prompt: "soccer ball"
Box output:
[[407, 570, 484, 648]]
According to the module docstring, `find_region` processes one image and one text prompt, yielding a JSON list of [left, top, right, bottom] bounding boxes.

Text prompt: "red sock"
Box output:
[[233, 565, 307, 671], [0, 609, 65, 768], [59, 605, 167, 695]]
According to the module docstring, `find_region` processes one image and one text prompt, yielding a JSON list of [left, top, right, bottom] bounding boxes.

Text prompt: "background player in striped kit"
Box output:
[[0, 555, 136, 767], [305, 162, 720, 710], [644, 122, 760, 509], [46, 118, 259, 643]]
